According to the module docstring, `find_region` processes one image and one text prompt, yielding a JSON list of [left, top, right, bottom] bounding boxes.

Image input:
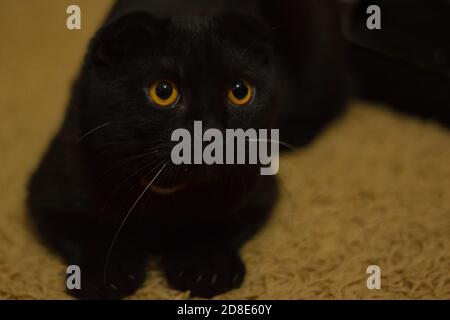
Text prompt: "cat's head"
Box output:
[[80, 12, 276, 189]]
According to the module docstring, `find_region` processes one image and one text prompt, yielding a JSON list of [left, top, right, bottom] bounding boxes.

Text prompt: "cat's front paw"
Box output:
[[163, 246, 245, 298], [66, 258, 147, 300]]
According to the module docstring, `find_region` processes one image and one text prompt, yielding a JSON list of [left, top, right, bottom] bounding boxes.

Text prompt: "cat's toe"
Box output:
[[103, 268, 145, 299], [163, 247, 245, 298]]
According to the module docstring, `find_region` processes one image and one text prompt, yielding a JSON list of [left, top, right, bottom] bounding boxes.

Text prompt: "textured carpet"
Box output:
[[0, 1, 449, 300]]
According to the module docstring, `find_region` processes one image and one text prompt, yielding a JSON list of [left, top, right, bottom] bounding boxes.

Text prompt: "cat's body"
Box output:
[[28, 0, 449, 299]]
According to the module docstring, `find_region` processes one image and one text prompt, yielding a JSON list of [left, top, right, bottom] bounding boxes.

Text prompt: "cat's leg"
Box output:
[[29, 209, 149, 299], [162, 175, 278, 298]]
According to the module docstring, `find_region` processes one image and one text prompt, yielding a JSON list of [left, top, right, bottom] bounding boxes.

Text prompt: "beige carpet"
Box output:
[[0, 1, 449, 299]]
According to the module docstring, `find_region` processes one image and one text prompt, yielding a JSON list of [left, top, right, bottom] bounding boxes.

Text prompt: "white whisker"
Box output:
[[103, 162, 167, 284], [77, 122, 112, 143]]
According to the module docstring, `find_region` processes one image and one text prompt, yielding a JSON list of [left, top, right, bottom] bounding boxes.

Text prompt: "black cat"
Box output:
[[27, 0, 449, 300]]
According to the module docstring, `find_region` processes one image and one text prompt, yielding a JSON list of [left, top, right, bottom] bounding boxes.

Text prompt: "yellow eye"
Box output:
[[149, 80, 180, 107], [227, 79, 253, 106]]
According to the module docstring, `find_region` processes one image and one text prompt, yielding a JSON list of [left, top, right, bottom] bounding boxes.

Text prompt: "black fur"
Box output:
[[28, 0, 449, 299]]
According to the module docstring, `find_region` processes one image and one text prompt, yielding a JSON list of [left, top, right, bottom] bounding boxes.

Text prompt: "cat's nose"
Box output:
[[188, 105, 226, 127], [187, 115, 225, 133]]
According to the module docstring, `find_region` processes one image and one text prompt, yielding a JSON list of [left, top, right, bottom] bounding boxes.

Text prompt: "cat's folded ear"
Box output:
[[88, 12, 167, 66], [213, 12, 274, 62]]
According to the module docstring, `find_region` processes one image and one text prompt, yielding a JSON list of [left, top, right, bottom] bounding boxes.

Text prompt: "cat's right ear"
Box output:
[[88, 12, 167, 66]]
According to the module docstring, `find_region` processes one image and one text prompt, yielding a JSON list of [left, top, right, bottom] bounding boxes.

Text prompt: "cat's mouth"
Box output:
[[139, 178, 186, 195]]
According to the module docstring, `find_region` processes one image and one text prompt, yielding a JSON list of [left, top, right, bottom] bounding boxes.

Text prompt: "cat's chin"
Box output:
[[150, 184, 186, 195]]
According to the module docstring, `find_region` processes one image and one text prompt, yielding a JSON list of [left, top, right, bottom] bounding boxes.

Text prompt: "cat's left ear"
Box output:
[[88, 12, 167, 66]]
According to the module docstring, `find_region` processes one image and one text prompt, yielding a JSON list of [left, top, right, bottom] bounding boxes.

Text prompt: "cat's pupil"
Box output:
[[232, 81, 248, 100], [156, 82, 173, 100]]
